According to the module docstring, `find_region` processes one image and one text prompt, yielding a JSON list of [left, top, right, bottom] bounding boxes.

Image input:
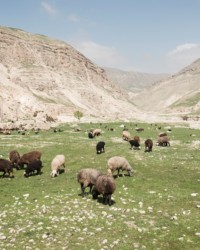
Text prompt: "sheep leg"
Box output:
[[81, 184, 86, 196], [108, 194, 112, 206]]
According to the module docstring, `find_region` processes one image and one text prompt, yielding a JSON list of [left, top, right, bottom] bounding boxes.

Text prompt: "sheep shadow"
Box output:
[[96, 196, 116, 206], [78, 191, 92, 197], [113, 173, 132, 179]]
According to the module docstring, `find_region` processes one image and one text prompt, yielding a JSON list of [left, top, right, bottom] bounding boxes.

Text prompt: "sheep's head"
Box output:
[[51, 170, 58, 177], [127, 165, 133, 176], [107, 169, 113, 176]]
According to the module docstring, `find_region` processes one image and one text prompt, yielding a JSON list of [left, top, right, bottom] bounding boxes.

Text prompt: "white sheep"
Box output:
[[122, 130, 131, 141], [107, 156, 133, 177], [51, 154, 66, 177]]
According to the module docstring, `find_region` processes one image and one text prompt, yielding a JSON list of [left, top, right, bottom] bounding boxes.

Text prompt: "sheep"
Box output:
[[0, 158, 13, 178], [96, 141, 105, 154], [51, 154, 66, 177], [144, 139, 153, 152], [133, 135, 141, 144], [122, 130, 131, 141], [88, 131, 94, 139], [107, 156, 133, 177], [24, 159, 43, 177], [9, 150, 21, 170], [92, 128, 102, 137], [135, 127, 144, 132], [129, 139, 140, 150], [158, 132, 168, 137], [77, 168, 103, 196], [18, 150, 42, 169], [156, 136, 170, 147], [92, 174, 116, 206]]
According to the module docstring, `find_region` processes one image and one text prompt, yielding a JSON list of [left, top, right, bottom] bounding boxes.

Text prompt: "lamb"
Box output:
[[24, 159, 43, 177], [122, 130, 131, 141], [51, 154, 66, 177], [77, 168, 103, 196], [92, 174, 116, 206], [156, 136, 170, 147], [9, 150, 21, 170], [18, 150, 42, 169], [144, 139, 153, 152], [0, 158, 13, 178], [96, 141, 105, 154], [107, 156, 133, 177], [129, 139, 140, 150]]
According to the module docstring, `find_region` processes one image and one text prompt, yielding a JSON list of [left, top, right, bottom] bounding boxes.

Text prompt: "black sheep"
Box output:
[[24, 159, 43, 177], [88, 132, 94, 139], [129, 140, 140, 150], [0, 159, 14, 177], [96, 141, 105, 154]]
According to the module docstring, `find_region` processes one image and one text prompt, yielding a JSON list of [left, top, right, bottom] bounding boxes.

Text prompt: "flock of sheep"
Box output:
[[0, 125, 170, 206]]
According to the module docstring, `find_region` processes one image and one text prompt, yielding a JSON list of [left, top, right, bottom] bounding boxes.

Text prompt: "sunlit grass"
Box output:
[[0, 122, 199, 249]]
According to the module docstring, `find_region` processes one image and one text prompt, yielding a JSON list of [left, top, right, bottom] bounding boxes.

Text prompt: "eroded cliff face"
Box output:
[[0, 26, 139, 125]]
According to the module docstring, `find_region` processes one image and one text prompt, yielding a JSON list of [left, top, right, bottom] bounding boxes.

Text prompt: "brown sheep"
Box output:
[[92, 175, 116, 206], [144, 139, 153, 152], [18, 150, 42, 169], [0, 159, 13, 177], [9, 150, 21, 170]]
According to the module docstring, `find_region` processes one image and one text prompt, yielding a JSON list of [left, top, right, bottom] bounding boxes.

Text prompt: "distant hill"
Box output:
[[132, 58, 200, 115], [104, 67, 170, 93]]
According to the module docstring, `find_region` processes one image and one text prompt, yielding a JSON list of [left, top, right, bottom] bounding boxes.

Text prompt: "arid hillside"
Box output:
[[0, 26, 140, 126]]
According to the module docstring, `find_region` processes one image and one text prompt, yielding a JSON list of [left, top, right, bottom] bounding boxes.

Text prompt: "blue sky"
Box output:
[[1, 0, 200, 74]]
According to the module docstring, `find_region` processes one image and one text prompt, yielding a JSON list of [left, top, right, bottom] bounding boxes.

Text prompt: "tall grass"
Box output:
[[0, 122, 199, 249]]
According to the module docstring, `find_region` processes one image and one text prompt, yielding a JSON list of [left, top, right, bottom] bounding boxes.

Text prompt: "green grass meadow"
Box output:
[[0, 122, 199, 250]]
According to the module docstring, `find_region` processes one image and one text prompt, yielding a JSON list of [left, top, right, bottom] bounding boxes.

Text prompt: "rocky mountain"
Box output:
[[104, 67, 169, 93], [132, 58, 200, 115], [0, 26, 141, 127]]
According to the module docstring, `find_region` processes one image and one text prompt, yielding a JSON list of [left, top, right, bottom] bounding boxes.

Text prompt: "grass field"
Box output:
[[0, 122, 200, 250]]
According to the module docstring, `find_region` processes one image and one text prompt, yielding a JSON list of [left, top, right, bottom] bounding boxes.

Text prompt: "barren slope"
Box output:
[[0, 26, 140, 124]]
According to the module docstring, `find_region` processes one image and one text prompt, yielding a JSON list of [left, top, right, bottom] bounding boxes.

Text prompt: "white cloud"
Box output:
[[41, 2, 57, 15], [168, 43, 198, 56], [166, 43, 200, 72], [68, 14, 79, 23], [72, 40, 128, 68]]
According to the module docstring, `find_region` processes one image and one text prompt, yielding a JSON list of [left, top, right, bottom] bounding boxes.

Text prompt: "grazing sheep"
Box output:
[[92, 174, 116, 206], [51, 154, 66, 177], [107, 156, 133, 177], [24, 159, 43, 177], [129, 139, 140, 150], [88, 131, 94, 139], [144, 139, 153, 152], [18, 151, 42, 169], [133, 135, 141, 144], [122, 130, 131, 141], [92, 128, 102, 137], [9, 150, 21, 170], [77, 168, 103, 196], [158, 132, 168, 137], [0, 159, 13, 178], [96, 141, 105, 154], [135, 127, 144, 132], [156, 136, 170, 147]]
